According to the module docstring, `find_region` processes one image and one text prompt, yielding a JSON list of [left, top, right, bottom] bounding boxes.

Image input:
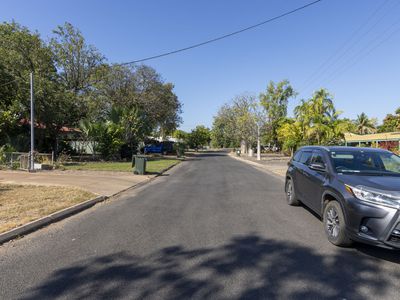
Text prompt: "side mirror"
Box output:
[[309, 162, 326, 172]]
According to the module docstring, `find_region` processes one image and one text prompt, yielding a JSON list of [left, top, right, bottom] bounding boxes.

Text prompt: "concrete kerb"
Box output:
[[0, 195, 106, 245], [0, 159, 182, 245], [110, 159, 182, 198], [228, 153, 285, 182]]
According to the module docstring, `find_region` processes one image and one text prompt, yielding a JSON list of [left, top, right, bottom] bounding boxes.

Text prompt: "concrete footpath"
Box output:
[[0, 170, 154, 196], [0, 162, 180, 244], [229, 153, 290, 178]]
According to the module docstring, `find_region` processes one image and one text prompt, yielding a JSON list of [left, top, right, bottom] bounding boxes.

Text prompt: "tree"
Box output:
[[211, 104, 238, 148], [187, 125, 211, 150], [378, 108, 400, 133], [0, 21, 84, 152], [294, 89, 340, 145], [172, 129, 188, 141], [90, 64, 182, 138], [232, 94, 258, 152], [0, 21, 183, 159], [354, 112, 377, 135], [277, 118, 303, 156], [211, 94, 264, 152], [50, 22, 104, 93], [260, 80, 296, 145], [151, 83, 182, 138]]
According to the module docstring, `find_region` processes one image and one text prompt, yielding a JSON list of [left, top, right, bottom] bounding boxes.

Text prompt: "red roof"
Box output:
[[19, 119, 81, 133]]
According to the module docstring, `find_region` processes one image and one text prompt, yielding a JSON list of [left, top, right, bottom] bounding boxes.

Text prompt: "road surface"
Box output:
[[1, 152, 399, 299]]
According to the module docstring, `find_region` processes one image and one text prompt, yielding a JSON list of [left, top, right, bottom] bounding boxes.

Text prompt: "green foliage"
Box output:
[[277, 118, 303, 155], [354, 112, 377, 135], [260, 80, 296, 145], [0, 21, 182, 160], [210, 94, 263, 150], [277, 89, 358, 153], [378, 108, 400, 133], [50, 22, 105, 93], [172, 129, 188, 141], [187, 125, 211, 149], [211, 104, 238, 148], [173, 142, 187, 157], [294, 89, 341, 145]]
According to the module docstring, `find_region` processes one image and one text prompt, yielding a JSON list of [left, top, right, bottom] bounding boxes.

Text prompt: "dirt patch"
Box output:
[[0, 184, 94, 233]]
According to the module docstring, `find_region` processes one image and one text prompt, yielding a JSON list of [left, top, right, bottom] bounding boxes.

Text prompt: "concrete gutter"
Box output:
[[0, 160, 182, 245]]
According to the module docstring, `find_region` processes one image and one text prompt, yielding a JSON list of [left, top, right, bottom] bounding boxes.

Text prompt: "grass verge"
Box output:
[[62, 159, 180, 173], [0, 184, 94, 234]]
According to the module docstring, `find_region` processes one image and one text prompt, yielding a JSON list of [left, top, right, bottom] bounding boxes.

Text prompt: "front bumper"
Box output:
[[344, 197, 400, 249]]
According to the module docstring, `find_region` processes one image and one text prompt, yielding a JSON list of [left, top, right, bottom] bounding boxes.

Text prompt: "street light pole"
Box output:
[[30, 72, 35, 172], [257, 123, 261, 161]]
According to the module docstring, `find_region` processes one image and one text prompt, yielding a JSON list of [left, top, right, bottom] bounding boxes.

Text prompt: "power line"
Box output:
[[321, 19, 400, 87], [119, 0, 323, 65], [0, 1, 323, 89], [308, 3, 400, 93], [300, 0, 400, 96], [299, 0, 391, 91]]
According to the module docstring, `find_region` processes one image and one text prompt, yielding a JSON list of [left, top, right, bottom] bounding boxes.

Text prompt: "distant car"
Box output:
[[144, 141, 174, 155], [285, 146, 400, 249]]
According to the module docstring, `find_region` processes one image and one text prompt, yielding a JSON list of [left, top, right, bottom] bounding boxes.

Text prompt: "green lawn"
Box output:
[[62, 159, 180, 173]]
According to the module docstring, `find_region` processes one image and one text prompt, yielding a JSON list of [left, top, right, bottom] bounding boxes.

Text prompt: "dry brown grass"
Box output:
[[0, 184, 95, 233]]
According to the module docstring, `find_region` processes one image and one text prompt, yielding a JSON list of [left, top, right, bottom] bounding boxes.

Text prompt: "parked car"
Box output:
[[143, 141, 174, 155], [285, 146, 400, 249]]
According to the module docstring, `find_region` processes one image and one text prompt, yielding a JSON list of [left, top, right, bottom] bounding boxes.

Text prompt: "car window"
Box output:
[[331, 150, 400, 175], [381, 154, 400, 173], [299, 151, 312, 165], [310, 151, 325, 165], [293, 150, 302, 162]]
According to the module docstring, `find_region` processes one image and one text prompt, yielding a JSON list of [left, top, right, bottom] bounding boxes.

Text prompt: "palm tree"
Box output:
[[294, 89, 338, 144], [355, 112, 376, 135]]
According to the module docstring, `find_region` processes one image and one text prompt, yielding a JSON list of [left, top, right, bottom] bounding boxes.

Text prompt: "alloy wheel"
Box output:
[[286, 181, 292, 201], [326, 207, 340, 238]]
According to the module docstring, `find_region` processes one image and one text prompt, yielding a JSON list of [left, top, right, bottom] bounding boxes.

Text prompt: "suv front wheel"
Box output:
[[285, 178, 299, 206], [323, 200, 352, 247]]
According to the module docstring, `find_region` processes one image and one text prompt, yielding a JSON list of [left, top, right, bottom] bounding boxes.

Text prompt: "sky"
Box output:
[[1, 0, 400, 131]]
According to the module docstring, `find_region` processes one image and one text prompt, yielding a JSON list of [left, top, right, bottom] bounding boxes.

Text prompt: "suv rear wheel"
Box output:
[[323, 200, 352, 247], [285, 178, 299, 206]]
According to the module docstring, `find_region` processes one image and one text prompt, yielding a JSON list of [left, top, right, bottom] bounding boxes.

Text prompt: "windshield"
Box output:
[[330, 150, 400, 175]]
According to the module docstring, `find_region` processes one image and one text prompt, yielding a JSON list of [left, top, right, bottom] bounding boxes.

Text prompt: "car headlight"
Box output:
[[345, 185, 400, 209]]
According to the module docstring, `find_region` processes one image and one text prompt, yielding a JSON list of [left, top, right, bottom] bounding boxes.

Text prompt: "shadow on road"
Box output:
[[21, 234, 400, 299]]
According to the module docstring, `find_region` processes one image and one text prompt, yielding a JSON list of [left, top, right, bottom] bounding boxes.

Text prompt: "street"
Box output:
[[1, 152, 399, 299]]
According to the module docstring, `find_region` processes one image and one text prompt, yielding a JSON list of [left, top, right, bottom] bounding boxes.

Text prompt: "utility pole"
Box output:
[[257, 123, 261, 161], [30, 72, 35, 172]]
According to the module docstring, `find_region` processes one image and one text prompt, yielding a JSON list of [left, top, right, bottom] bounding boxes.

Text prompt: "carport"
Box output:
[[344, 132, 400, 150]]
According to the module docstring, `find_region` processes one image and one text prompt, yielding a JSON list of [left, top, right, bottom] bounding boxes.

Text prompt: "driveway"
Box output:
[[0, 152, 399, 299], [0, 170, 153, 196]]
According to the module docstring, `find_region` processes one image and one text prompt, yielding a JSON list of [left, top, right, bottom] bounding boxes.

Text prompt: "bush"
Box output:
[[0, 144, 16, 166], [173, 142, 186, 157]]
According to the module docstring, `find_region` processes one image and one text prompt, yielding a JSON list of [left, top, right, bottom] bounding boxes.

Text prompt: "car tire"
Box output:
[[285, 178, 299, 206], [323, 200, 352, 247]]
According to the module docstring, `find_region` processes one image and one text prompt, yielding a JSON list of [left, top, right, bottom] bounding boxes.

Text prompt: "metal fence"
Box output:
[[1, 152, 54, 170]]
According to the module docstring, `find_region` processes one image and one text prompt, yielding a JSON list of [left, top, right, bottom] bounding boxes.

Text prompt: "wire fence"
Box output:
[[1, 152, 54, 170]]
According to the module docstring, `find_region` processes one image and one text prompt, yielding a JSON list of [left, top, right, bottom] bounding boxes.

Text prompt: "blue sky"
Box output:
[[1, 0, 400, 131]]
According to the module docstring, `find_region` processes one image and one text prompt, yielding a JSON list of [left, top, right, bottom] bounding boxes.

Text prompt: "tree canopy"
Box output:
[[211, 85, 384, 155], [0, 21, 183, 158]]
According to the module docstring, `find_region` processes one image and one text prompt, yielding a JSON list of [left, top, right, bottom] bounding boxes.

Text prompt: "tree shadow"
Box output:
[[20, 234, 400, 299]]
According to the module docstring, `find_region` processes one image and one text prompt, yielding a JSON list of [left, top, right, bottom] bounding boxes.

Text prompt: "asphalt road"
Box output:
[[1, 152, 400, 300]]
